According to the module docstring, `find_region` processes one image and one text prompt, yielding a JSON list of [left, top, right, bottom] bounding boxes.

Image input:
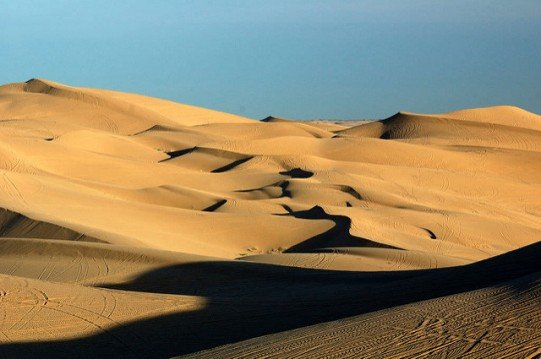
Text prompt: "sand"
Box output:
[[0, 78, 539, 358]]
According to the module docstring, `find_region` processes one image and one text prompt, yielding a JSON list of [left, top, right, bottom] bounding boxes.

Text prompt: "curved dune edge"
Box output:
[[187, 266, 541, 358], [184, 241, 541, 358], [0, 79, 540, 356]]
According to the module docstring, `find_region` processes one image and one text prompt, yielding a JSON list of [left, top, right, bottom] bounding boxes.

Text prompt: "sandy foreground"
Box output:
[[0, 79, 539, 358]]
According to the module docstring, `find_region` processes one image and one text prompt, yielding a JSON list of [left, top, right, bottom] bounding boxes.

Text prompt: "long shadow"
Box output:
[[283, 206, 400, 251], [202, 199, 227, 212], [279, 168, 313, 178], [161, 147, 196, 161], [211, 157, 253, 173], [0, 241, 539, 358]]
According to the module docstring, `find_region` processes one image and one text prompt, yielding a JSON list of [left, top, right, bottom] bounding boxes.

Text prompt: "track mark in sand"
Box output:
[[41, 301, 137, 353], [48, 252, 84, 282], [97, 290, 117, 319], [3, 279, 48, 332], [187, 268, 541, 358], [461, 330, 490, 355], [1, 174, 28, 207], [524, 347, 541, 359], [73, 250, 89, 283], [36, 258, 56, 281], [0, 275, 146, 352]]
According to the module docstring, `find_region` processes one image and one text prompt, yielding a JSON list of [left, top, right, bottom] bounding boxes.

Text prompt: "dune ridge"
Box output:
[[0, 79, 539, 357]]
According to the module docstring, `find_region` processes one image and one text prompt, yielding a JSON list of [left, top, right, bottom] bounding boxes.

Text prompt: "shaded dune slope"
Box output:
[[188, 247, 541, 358], [0, 240, 539, 358], [0, 208, 103, 243]]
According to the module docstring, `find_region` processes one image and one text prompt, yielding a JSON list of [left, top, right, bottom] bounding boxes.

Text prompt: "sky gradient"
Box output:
[[1, 1, 540, 119]]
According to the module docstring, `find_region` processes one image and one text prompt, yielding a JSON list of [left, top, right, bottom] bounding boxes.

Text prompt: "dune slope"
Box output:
[[0, 79, 539, 357]]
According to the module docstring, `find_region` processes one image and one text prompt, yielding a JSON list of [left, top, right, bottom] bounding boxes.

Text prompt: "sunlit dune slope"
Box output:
[[1, 79, 540, 265], [187, 242, 541, 359], [0, 238, 538, 358], [0, 79, 540, 357]]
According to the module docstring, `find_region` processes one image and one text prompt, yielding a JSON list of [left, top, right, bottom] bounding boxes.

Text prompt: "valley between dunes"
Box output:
[[0, 79, 539, 358]]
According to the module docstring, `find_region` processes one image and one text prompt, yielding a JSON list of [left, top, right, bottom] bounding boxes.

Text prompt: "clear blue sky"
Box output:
[[1, 1, 540, 119]]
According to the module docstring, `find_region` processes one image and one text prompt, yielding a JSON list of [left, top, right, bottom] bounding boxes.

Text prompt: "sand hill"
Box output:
[[0, 79, 539, 358]]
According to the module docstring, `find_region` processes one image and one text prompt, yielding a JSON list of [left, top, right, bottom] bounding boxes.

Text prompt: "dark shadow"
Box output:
[[0, 241, 539, 358], [339, 185, 362, 200], [279, 168, 313, 178], [423, 227, 437, 239], [211, 157, 253, 173], [161, 147, 196, 161], [278, 180, 291, 197], [282, 206, 400, 252], [281, 204, 293, 213], [202, 199, 227, 212]]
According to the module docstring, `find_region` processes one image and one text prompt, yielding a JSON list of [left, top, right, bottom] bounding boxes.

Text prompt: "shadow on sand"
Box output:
[[282, 205, 401, 251], [0, 241, 539, 358]]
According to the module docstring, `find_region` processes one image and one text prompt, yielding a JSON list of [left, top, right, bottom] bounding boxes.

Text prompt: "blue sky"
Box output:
[[1, 1, 540, 119]]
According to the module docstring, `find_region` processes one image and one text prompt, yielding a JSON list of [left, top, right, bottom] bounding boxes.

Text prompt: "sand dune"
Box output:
[[188, 249, 541, 358], [0, 79, 539, 357]]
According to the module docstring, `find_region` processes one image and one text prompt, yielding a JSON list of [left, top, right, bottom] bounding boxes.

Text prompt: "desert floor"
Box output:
[[0, 79, 539, 358]]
